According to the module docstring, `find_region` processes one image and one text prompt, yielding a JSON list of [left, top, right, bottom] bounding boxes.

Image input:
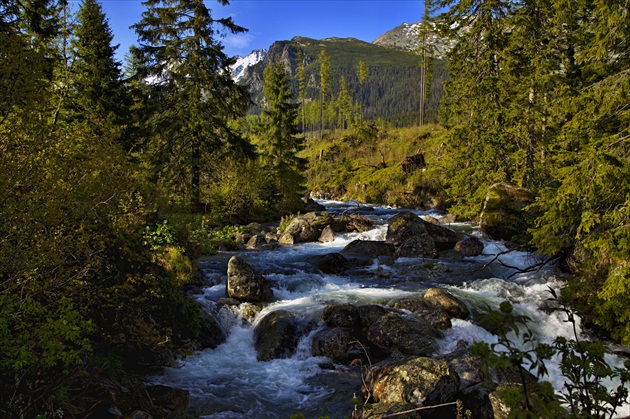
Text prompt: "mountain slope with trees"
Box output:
[[241, 36, 447, 126]]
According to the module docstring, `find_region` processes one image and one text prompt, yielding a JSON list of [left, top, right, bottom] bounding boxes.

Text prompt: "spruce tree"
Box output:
[[70, 0, 129, 143], [132, 0, 252, 210], [257, 60, 306, 212]]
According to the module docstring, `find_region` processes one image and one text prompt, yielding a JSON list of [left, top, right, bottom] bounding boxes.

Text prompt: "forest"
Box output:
[[1, 0, 629, 417]]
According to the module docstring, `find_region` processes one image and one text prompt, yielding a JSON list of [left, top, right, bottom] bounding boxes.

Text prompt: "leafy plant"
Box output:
[[472, 291, 630, 418]]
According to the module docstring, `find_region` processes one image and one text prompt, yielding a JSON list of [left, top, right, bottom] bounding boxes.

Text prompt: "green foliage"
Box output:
[[132, 0, 252, 209], [472, 292, 630, 418]]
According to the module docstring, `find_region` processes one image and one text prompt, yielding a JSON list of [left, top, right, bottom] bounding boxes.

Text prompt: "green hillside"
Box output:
[[242, 36, 446, 126]]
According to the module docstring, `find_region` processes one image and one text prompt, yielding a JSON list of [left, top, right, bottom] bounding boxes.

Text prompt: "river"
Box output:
[[146, 200, 630, 418]]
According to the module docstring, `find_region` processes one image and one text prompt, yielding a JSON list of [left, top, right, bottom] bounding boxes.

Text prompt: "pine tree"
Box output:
[[70, 0, 130, 144], [132, 0, 252, 210], [257, 60, 306, 212]]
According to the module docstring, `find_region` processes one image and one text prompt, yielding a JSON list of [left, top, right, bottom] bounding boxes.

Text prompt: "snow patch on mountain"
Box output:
[[230, 49, 267, 82]]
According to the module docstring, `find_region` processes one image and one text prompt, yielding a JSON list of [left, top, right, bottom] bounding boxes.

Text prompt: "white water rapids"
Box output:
[[146, 201, 630, 418]]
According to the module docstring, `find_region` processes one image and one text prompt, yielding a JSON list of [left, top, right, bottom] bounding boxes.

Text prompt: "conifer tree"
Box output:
[[297, 49, 307, 132], [132, 0, 252, 210], [337, 75, 352, 130], [357, 60, 369, 123], [318, 49, 331, 132], [70, 0, 129, 144], [257, 60, 306, 212]]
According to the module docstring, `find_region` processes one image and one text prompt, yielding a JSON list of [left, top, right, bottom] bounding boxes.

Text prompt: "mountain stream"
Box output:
[[147, 200, 630, 418]]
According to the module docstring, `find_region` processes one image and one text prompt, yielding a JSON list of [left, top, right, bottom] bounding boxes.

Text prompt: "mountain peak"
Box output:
[[230, 49, 267, 81]]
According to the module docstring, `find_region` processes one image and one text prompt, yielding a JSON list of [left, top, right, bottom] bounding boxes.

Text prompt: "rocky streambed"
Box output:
[[146, 201, 630, 418]]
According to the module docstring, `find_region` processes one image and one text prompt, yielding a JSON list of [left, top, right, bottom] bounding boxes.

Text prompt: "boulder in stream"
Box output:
[[226, 256, 273, 302], [423, 288, 470, 320], [479, 182, 532, 243], [366, 312, 441, 357], [254, 310, 301, 361], [365, 357, 460, 407], [454, 236, 484, 256], [340, 240, 395, 264]]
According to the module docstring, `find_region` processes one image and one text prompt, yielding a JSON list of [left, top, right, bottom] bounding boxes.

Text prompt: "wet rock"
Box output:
[[246, 234, 266, 249], [279, 212, 334, 244], [366, 357, 460, 406], [480, 182, 532, 243], [391, 297, 452, 330], [322, 303, 360, 329], [423, 221, 460, 250], [318, 225, 335, 242], [197, 306, 227, 350], [254, 310, 300, 361], [366, 312, 441, 356], [340, 240, 396, 264], [386, 212, 429, 247], [308, 252, 348, 274], [437, 348, 486, 389], [311, 327, 353, 362], [357, 304, 390, 332], [454, 236, 484, 257], [457, 381, 496, 419], [226, 256, 273, 302], [423, 288, 470, 320], [304, 197, 326, 212], [395, 234, 437, 258]]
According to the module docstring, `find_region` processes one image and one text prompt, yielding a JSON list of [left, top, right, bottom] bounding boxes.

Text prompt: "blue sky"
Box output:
[[95, 0, 423, 61]]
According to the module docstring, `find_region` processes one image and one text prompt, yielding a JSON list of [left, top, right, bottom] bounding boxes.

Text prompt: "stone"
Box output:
[[253, 310, 300, 361], [423, 288, 470, 320], [311, 327, 353, 362], [366, 357, 460, 407], [386, 212, 428, 247], [197, 306, 227, 350], [322, 303, 360, 329], [226, 256, 273, 302], [396, 235, 437, 258], [308, 252, 349, 274], [318, 225, 335, 242], [366, 312, 441, 356], [454, 236, 485, 256], [340, 240, 396, 263]]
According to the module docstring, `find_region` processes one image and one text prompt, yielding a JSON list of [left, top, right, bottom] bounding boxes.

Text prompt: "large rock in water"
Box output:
[[253, 310, 300, 361], [366, 357, 460, 406], [423, 288, 470, 320], [340, 240, 396, 264], [479, 182, 532, 243], [386, 211, 460, 255], [366, 312, 441, 356], [226, 256, 273, 302]]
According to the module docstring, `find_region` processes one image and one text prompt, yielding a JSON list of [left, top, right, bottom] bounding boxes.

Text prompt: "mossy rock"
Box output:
[[479, 183, 532, 243]]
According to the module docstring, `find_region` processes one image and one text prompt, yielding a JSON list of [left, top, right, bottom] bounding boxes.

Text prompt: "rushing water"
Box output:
[[147, 200, 630, 418]]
